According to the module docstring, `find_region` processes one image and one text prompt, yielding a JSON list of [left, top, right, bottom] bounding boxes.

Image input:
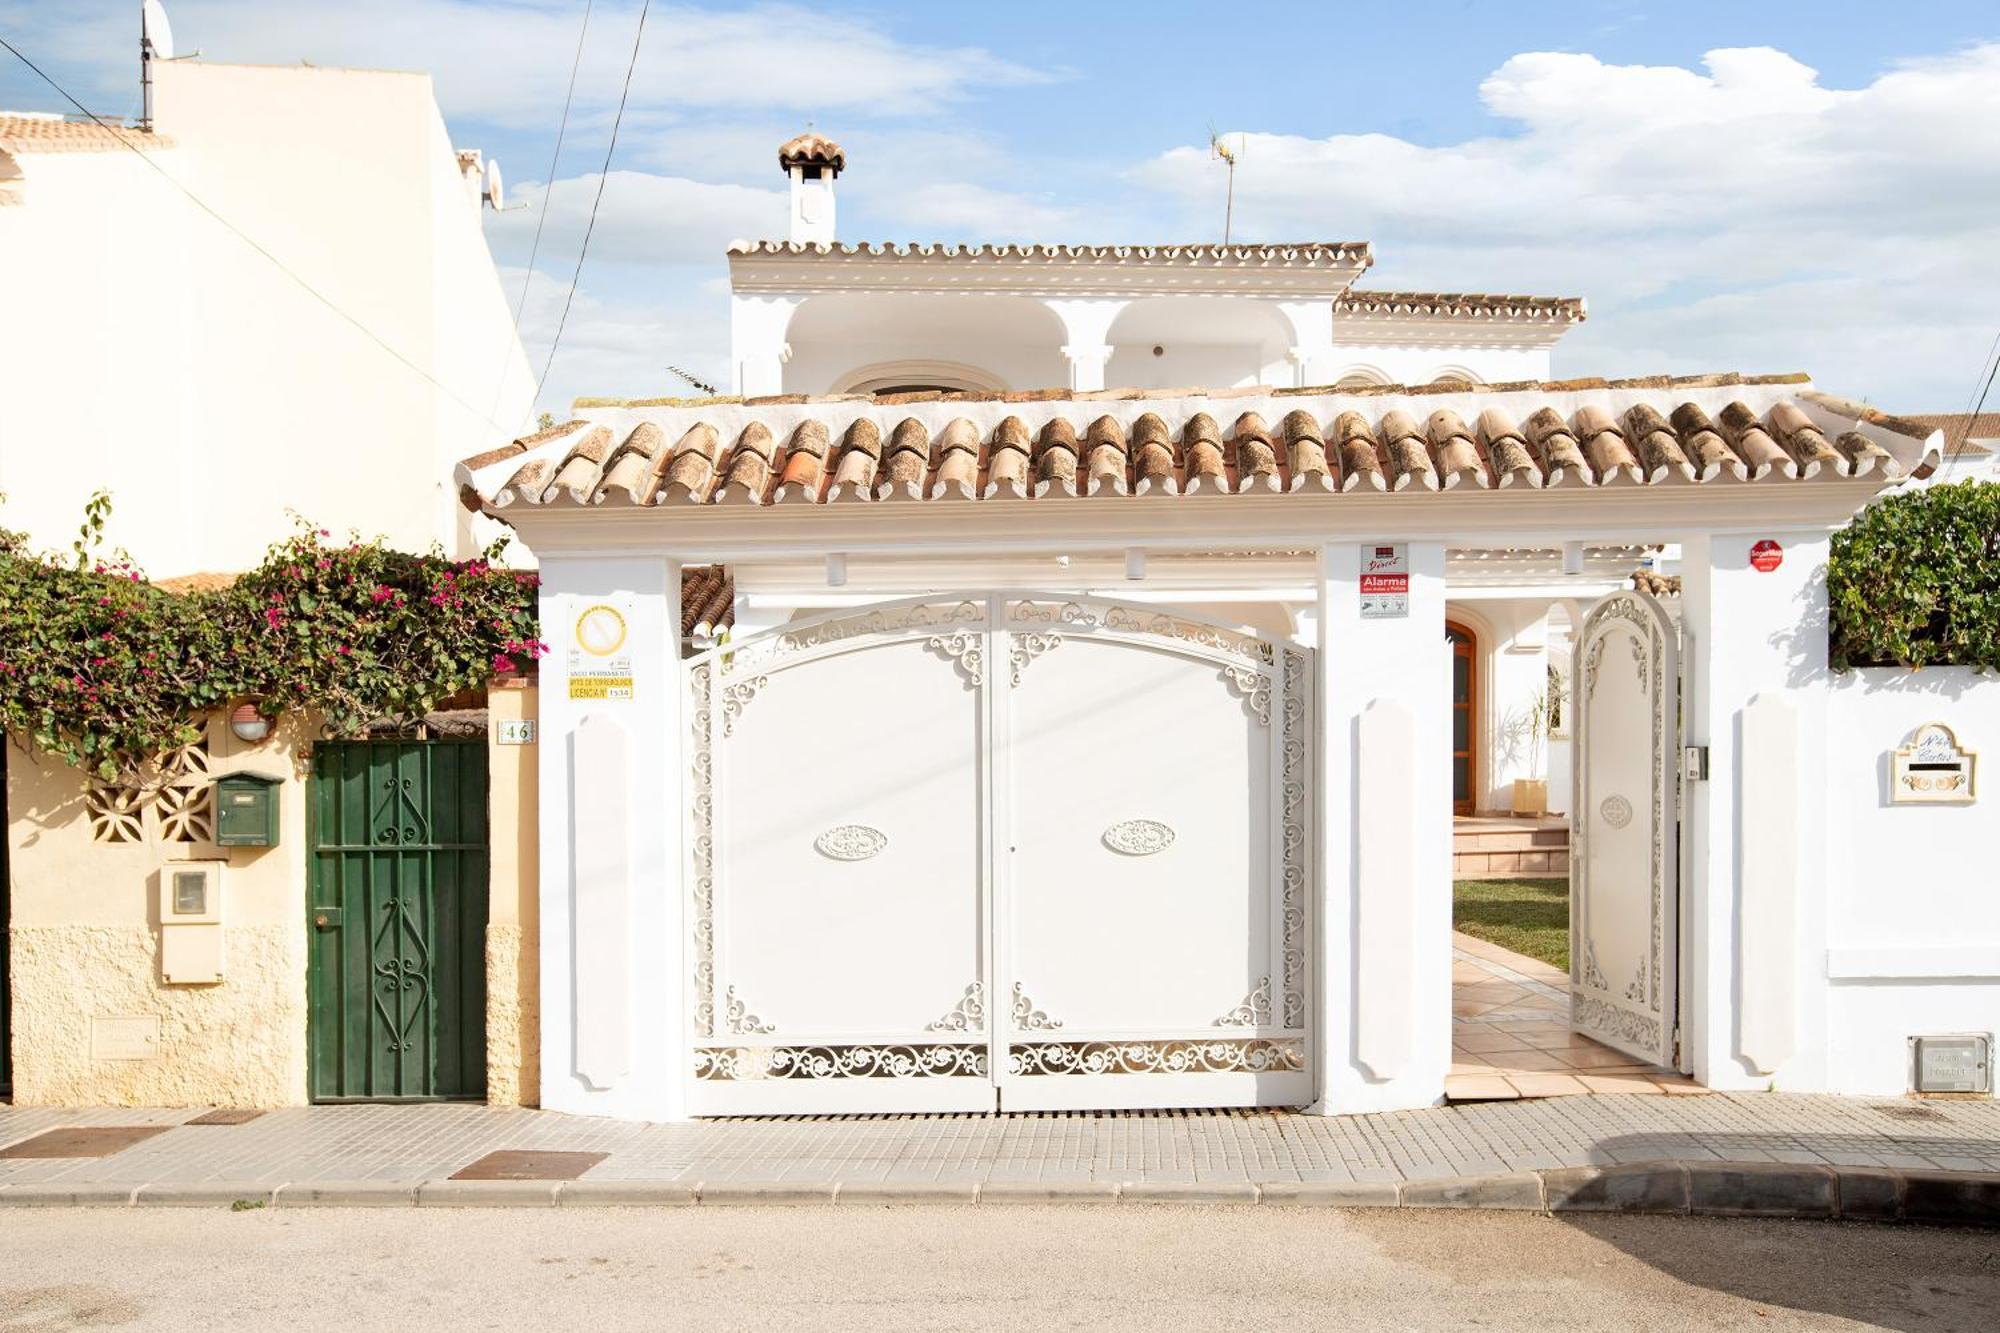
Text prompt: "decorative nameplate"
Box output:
[[1103, 819, 1175, 856], [1891, 722, 1976, 805], [814, 824, 889, 860]]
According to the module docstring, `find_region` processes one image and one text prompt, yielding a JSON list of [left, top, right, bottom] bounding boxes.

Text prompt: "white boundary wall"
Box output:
[[1823, 666, 2000, 1095]]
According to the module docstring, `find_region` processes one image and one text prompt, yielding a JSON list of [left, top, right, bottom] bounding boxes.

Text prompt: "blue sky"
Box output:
[[4, 1, 1997, 416]]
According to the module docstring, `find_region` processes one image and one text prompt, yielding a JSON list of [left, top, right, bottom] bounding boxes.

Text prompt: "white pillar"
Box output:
[[1043, 298, 1125, 392], [729, 294, 801, 397], [1277, 299, 1337, 388], [1311, 541, 1452, 1114], [1679, 531, 1830, 1092], [537, 555, 687, 1121]]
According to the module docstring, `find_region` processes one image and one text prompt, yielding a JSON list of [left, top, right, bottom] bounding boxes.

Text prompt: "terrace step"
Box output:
[[1453, 817, 1570, 879]]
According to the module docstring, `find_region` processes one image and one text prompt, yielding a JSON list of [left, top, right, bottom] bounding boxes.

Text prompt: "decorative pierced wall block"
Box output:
[[1102, 818, 1175, 856], [814, 824, 888, 861], [1009, 1039, 1304, 1077], [155, 783, 215, 844], [1010, 982, 1063, 1030], [1212, 977, 1274, 1028], [85, 784, 144, 844], [926, 982, 986, 1033], [694, 1044, 989, 1080]]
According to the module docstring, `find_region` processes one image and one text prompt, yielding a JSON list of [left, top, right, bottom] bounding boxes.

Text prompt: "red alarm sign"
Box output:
[[1750, 539, 1783, 573]]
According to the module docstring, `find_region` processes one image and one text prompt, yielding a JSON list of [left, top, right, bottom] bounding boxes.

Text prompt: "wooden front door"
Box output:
[[1447, 624, 1476, 816], [308, 739, 489, 1101]]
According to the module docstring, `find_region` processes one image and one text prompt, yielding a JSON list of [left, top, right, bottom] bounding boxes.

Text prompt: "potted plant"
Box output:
[[1512, 684, 1554, 816]]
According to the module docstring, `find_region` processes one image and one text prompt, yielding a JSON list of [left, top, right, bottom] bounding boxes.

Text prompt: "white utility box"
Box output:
[[159, 861, 225, 984]]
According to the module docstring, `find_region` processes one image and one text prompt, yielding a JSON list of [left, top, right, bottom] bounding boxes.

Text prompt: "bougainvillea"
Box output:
[[1828, 479, 2000, 671], [0, 514, 543, 780]]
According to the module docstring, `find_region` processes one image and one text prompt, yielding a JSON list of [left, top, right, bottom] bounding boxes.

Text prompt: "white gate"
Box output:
[[685, 594, 1312, 1115], [1570, 589, 1680, 1068]]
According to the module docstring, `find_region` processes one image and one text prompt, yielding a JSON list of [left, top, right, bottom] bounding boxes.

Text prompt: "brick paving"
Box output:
[[0, 1092, 1994, 1195], [1449, 932, 1700, 1100]]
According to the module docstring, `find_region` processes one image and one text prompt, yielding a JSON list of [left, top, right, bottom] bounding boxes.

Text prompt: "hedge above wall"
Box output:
[[1828, 479, 2000, 671], [0, 514, 544, 780]]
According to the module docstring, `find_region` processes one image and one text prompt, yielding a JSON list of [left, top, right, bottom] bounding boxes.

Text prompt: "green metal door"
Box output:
[[308, 739, 489, 1101]]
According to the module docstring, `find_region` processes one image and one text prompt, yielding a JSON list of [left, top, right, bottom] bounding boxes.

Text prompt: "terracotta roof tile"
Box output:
[[777, 131, 844, 174], [679, 566, 734, 636], [1334, 290, 1586, 323], [462, 372, 1936, 514], [0, 115, 172, 153]]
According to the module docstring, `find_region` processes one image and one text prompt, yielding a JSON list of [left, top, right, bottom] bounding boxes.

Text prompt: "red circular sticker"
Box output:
[[1750, 539, 1783, 573]]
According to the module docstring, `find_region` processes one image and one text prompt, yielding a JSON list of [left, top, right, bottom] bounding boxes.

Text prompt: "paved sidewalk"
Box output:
[[1, 1092, 1996, 1205]]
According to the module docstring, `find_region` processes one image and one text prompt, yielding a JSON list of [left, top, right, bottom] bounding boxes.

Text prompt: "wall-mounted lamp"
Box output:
[[825, 553, 847, 587], [228, 702, 272, 744], [1561, 541, 1586, 577], [1125, 548, 1146, 581]]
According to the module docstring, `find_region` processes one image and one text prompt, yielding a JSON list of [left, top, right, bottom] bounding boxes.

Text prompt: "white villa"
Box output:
[[453, 133, 1996, 1122]]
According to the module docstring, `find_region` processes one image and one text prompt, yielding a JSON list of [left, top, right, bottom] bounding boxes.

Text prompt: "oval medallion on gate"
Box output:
[[814, 824, 888, 861], [1102, 819, 1175, 856]]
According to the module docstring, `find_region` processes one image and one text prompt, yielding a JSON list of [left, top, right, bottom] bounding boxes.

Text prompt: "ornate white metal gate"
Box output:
[[1570, 589, 1680, 1069], [685, 594, 1313, 1115]]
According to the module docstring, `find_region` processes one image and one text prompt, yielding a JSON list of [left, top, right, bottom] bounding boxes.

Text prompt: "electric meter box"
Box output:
[[213, 772, 282, 847], [159, 861, 225, 984]]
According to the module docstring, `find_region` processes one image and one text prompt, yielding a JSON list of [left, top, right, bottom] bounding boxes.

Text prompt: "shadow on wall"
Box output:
[[3, 737, 88, 851]]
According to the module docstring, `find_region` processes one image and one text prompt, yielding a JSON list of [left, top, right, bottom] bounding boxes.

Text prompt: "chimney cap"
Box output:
[[778, 130, 845, 175]]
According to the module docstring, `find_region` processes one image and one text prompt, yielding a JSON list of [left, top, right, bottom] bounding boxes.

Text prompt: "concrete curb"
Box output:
[[3, 1162, 1995, 1225]]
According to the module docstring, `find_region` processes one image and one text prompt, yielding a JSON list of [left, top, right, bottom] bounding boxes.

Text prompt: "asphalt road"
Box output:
[[2, 1205, 1996, 1331]]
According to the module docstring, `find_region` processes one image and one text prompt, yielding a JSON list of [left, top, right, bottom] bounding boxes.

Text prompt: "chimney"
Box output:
[[778, 130, 843, 246]]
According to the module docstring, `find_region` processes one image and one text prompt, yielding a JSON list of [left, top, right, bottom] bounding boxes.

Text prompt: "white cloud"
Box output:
[[6, 1, 1050, 125], [1132, 44, 2000, 406], [488, 170, 784, 266]]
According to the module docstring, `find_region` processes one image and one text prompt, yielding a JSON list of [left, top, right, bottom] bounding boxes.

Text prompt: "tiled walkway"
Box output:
[[1449, 931, 1700, 1100], [0, 1093, 1996, 1192]]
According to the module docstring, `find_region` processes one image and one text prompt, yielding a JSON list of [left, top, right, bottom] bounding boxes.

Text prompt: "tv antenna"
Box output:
[[667, 364, 719, 396], [140, 0, 173, 128], [1209, 127, 1245, 245]]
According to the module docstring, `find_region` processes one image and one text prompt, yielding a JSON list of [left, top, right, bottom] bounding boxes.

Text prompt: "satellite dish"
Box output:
[[483, 157, 504, 210], [142, 0, 175, 60]]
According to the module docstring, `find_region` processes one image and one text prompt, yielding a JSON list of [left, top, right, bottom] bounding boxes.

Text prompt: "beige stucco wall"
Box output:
[[6, 695, 541, 1108], [5, 714, 312, 1106], [484, 682, 540, 1105]]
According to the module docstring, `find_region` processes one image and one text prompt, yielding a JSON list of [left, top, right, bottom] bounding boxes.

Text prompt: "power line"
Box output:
[[0, 33, 519, 441], [534, 0, 650, 406], [506, 0, 594, 335], [1940, 329, 2000, 477]]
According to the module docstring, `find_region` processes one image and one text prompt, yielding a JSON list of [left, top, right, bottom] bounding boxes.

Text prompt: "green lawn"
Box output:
[[1453, 877, 1569, 971]]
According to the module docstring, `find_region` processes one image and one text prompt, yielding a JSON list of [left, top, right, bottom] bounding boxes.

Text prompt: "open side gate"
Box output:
[[1570, 589, 1683, 1070], [685, 593, 1313, 1115]]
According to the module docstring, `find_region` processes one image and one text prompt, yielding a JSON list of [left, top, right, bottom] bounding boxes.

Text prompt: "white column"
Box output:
[[1311, 541, 1452, 1114], [1277, 299, 1337, 388], [1043, 298, 1125, 392], [1679, 531, 1830, 1091], [537, 555, 687, 1121], [730, 294, 801, 397]]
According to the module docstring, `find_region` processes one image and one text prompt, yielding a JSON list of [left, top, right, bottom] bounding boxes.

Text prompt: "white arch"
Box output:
[[1332, 363, 1392, 390], [1427, 364, 1483, 387], [831, 359, 1009, 394]]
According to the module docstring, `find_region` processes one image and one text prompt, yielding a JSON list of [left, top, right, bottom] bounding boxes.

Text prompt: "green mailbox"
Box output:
[[213, 772, 282, 847]]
